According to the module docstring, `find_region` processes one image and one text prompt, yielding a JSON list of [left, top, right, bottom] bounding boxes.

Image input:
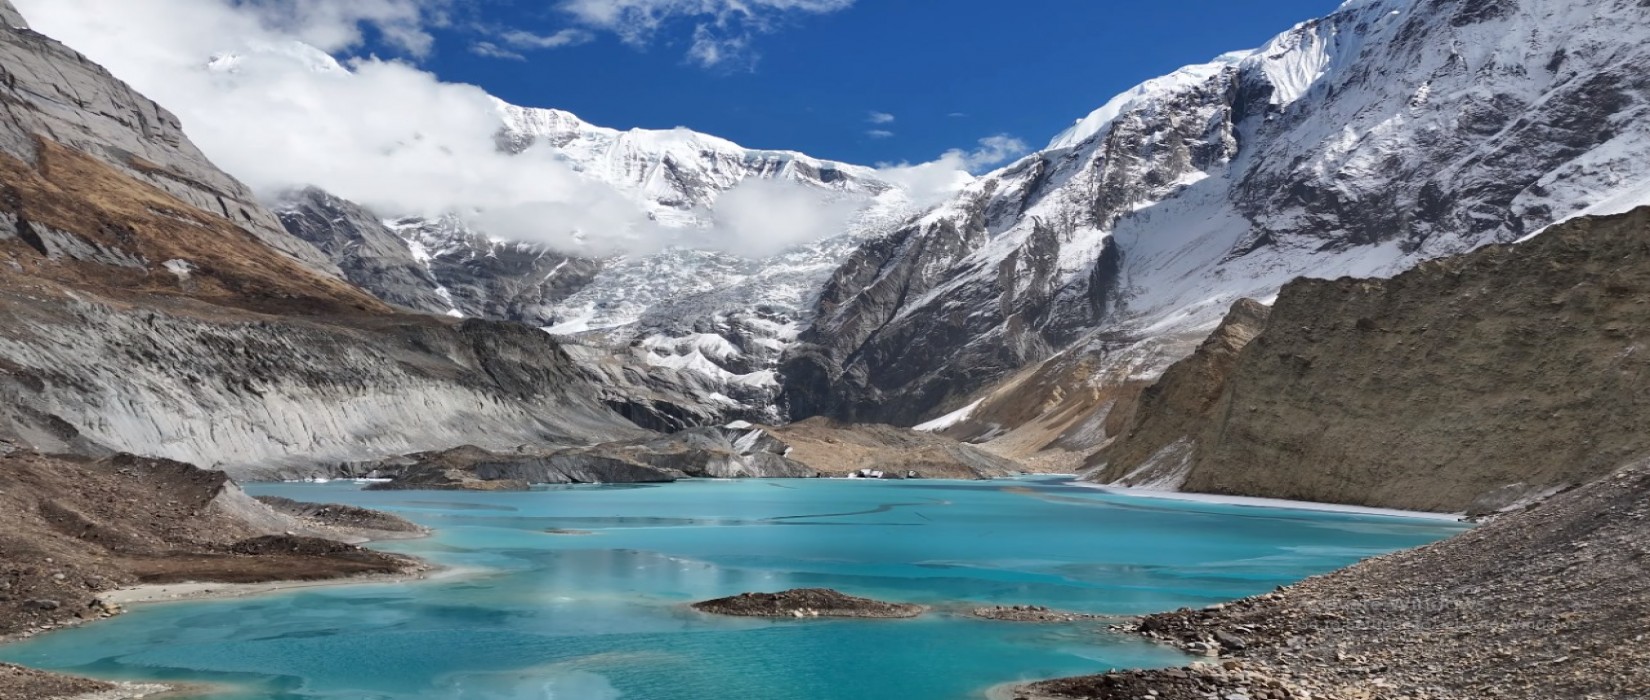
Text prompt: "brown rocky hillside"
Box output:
[[1088, 207, 1650, 513]]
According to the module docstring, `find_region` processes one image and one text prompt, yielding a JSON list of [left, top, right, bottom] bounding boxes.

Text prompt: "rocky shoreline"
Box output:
[[692, 589, 926, 619], [969, 605, 1111, 623], [1012, 460, 1650, 700]]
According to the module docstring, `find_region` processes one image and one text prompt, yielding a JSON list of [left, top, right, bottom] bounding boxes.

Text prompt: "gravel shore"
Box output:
[[1014, 461, 1650, 700]]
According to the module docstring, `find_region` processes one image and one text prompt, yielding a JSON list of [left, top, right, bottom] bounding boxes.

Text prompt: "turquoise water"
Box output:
[[0, 477, 1467, 699]]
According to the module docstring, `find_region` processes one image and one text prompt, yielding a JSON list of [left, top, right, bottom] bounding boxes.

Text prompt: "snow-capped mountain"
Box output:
[[783, 0, 1650, 427], [492, 100, 890, 225], [279, 98, 924, 422]]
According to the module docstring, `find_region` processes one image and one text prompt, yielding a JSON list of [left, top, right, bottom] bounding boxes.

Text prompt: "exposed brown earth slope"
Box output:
[[1087, 299, 1271, 487], [0, 451, 421, 641], [1021, 457, 1650, 700], [0, 139, 386, 316], [1089, 208, 1650, 512]]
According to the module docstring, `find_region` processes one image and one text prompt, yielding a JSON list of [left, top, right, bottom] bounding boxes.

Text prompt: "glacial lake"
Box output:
[[0, 477, 1468, 699]]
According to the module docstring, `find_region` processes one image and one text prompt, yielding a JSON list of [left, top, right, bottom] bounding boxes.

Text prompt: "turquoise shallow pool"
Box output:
[[0, 477, 1467, 699]]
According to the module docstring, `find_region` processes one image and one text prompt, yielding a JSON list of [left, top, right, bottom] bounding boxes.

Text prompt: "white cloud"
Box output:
[[959, 135, 1031, 171], [701, 179, 860, 257], [499, 27, 595, 49], [242, 0, 445, 56], [14, 0, 669, 256], [874, 135, 1030, 208], [867, 111, 895, 124], [559, 0, 855, 67], [867, 129, 894, 139], [10, 0, 990, 259], [471, 27, 593, 61], [470, 41, 525, 60]]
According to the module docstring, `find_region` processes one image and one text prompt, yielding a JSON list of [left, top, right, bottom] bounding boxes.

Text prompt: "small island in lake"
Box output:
[[692, 589, 926, 619]]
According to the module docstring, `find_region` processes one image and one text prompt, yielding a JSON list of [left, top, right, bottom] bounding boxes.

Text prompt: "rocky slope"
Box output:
[[0, 5, 657, 478], [1020, 457, 1650, 700], [0, 452, 421, 641], [767, 418, 1025, 479], [1084, 207, 1650, 512], [0, 8, 337, 279], [1083, 299, 1271, 489], [360, 423, 817, 490], [785, 0, 1650, 428], [272, 189, 455, 315]]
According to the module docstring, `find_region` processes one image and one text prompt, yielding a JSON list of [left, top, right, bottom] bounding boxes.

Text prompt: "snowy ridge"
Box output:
[[342, 97, 921, 422], [1047, 51, 1251, 151], [787, 0, 1650, 426]]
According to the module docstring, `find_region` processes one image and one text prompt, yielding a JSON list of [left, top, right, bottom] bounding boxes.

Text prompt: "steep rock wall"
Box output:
[[1091, 208, 1650, 512]]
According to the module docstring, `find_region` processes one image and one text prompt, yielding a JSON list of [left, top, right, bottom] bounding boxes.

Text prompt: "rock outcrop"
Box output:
[[1085, 299, 1271, 488], [274, 189, 455, 314], [969, 606, 1108, 623], [382, 214, 600, 326], [254, 496, 426, 539], [1089, 207, 1650, 512], [0, 4, 337, 276], [692, 589, 925, 619]]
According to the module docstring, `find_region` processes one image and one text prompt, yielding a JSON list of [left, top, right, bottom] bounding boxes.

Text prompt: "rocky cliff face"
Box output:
[[0, 5, 652, 478], [785, 0, 1650, 427], [1088, 299, 1271, 488], [0, 2, 338, 277], [1088, 207, 1650, 512], [273, 189, 454, 315]]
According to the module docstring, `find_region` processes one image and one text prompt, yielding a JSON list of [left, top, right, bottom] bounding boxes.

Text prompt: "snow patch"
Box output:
[[914, 399, 984, 432]]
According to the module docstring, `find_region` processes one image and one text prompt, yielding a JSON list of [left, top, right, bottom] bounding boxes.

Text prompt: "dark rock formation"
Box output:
[[381, 215, 601, 327], [274, 188, 454, 314], [692, 589, 925, 619]]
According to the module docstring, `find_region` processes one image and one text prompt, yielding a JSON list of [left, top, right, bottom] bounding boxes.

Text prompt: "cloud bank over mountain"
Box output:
[[15, 0, 1018, 257]]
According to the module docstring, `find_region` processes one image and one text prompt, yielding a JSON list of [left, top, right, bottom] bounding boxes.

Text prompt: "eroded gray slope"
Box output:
[[0, 5, 652, 476]]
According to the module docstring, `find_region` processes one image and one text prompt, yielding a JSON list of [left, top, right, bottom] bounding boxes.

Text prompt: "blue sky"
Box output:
[[411, 0, 1345, 165]]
